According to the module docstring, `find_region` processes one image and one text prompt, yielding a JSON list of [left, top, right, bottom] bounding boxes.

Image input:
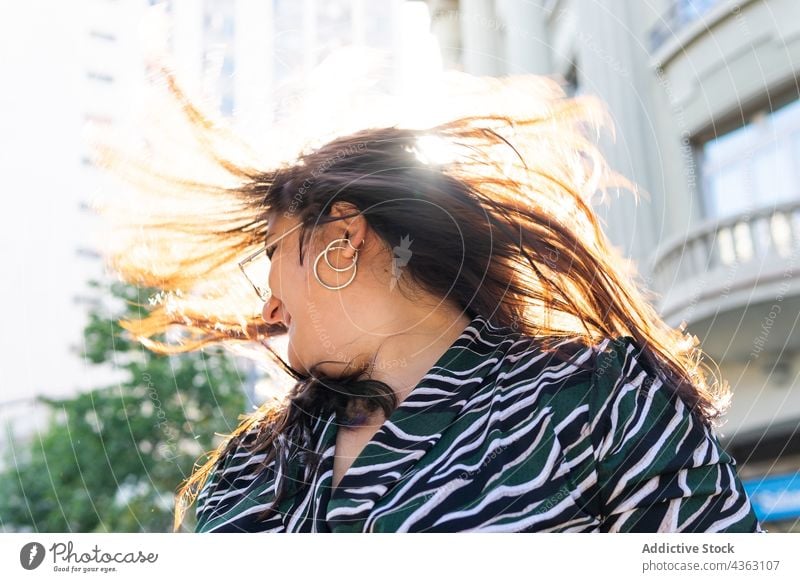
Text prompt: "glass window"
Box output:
[[753, 143, 793, 205], [364, 1, 393, 49], [677, 0, 720, 25], [220, 91, 234, 116], [707, 163, 749, 218], [314, 0, 353, 65], [701, 97, 800, 220]]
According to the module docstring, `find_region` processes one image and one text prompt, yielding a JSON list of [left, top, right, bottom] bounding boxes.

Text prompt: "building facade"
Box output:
[[424, 0, 800, 531]]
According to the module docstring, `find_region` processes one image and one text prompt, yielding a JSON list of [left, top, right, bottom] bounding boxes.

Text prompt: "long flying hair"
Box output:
[[91, 62, 731, 532]]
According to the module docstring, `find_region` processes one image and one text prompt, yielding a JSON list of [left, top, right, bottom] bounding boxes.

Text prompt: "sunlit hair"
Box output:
[[90, 60, 732, 533]]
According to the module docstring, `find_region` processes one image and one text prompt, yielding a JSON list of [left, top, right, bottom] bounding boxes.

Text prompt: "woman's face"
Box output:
[[260, 212, 364, 376]]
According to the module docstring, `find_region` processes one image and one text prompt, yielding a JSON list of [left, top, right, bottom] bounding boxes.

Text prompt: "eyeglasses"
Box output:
[[238, 221, 304, 301]]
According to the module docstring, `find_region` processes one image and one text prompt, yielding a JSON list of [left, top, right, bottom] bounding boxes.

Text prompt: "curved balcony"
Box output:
[[648, 0, 725, 57], [646, 0, 799, 139], [648, 200, 800, 360]]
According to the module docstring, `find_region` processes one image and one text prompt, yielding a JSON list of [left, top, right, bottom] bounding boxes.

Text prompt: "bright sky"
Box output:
[[0, 2, 100, 413]]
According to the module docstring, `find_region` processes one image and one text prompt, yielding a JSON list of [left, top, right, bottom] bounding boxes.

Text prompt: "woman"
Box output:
[[99, 70, 765, 533]]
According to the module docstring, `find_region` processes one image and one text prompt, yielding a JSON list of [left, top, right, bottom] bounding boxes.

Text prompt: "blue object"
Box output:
[[742, 472, 800, 522]]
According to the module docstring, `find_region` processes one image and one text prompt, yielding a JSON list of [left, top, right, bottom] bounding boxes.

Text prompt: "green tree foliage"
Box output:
[[0, 280, 248, 532]]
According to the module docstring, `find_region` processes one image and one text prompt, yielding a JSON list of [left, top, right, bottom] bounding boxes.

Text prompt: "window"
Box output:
[[86, 71, 114, 83], [273, 0, 304, 87], [700, 97, 800, 220], [89, 30, 116, 42], [314, 0, 352, 64], [649, 0, 722, 52], [563, 61, 579, 98]]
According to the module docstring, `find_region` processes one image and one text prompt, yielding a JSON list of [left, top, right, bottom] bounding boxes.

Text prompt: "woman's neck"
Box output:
[[360, 307, 472, 406]]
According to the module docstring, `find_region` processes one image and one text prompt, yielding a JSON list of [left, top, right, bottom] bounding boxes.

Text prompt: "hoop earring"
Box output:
[[324, 237, 361, 272], [314, 237, 359, 290]]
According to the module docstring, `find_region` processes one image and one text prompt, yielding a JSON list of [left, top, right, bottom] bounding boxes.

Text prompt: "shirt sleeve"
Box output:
[[194, 432, 255, 531], [194, 448, 234, 530], [589, 336, 766, 533]]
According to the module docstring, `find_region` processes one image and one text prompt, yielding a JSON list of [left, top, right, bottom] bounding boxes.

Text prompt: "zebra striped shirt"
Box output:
[[194, 313, 765, 532]]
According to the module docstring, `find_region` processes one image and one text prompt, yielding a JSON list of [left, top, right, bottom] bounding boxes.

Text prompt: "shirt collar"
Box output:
[[315, 312, 505, 530]]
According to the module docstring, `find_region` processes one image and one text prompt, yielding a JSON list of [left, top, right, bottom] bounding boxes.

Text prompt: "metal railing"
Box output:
[[650, 199, 800, 297]]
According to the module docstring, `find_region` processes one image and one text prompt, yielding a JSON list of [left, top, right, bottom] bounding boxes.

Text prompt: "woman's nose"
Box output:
[[261, 296, 284, 325]]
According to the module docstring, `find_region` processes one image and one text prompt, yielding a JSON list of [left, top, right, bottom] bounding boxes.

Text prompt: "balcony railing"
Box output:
[[649, 0, 723, 53], [649, 200, 800, 317]]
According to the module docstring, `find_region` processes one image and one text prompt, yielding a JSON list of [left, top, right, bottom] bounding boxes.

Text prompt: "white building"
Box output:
[[423, 0, 800, 531], [1, 0, 439, 446], [0, 0, 157, 448]]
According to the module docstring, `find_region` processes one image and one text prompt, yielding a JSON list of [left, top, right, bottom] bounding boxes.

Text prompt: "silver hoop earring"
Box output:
[[324, 237, 360, 272], [314, 238, 358, 290]]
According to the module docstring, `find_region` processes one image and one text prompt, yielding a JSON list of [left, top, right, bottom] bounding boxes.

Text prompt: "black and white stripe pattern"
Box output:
[[195, 314, 765, 533]]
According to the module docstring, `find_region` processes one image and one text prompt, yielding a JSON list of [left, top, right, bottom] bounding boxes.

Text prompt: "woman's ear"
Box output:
[[330, 202, 367, 260]]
